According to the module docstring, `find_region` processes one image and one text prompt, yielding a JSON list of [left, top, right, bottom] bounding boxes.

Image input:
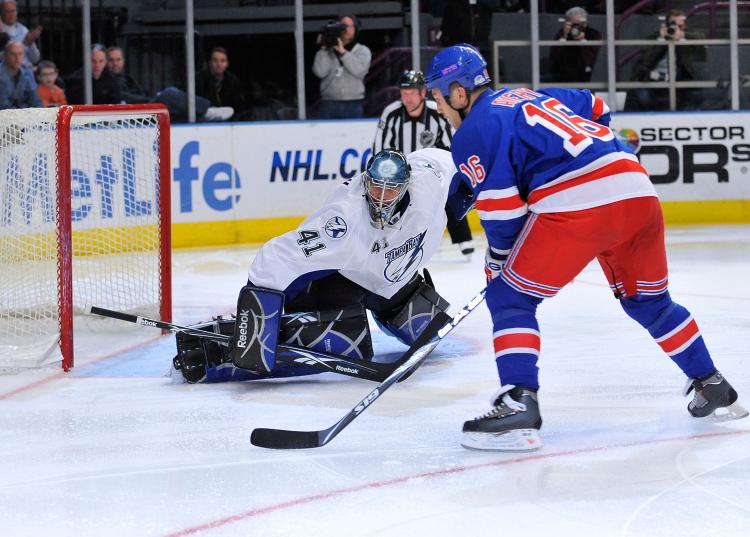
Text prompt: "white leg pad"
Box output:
[[461, 429, 542, 452]]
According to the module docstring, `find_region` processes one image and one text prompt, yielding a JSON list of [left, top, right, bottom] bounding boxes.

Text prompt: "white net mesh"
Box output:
[[0, 107, 167, 369]]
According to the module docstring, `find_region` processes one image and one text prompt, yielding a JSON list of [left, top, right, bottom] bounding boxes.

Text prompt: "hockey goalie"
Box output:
[[172, 148, 460, 383]]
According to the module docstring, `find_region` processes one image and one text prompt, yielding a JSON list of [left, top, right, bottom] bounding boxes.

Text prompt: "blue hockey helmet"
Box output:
[[364, 149, 411, 228], [424, 44, 491, 98]]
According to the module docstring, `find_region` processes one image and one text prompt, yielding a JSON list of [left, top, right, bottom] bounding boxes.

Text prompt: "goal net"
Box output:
[[0, 105, 171, 370]]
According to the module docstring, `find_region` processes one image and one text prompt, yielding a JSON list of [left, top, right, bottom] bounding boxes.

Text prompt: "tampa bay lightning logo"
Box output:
[[324, 216, 347, 239], [383, 231, 426, 283]]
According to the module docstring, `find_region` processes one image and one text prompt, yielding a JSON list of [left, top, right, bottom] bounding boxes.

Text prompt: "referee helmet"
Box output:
[[398, 70, 425, 89]]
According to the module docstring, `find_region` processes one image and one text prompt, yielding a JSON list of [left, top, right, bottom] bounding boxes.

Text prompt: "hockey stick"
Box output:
[[86, 305, 419, 382], [87, 304, 363, 343], [85, 305, 232, 344], [250, 287, 487, 449]]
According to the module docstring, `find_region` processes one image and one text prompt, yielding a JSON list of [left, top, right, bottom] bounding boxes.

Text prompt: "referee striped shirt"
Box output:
[[372, 99, 453, 154]]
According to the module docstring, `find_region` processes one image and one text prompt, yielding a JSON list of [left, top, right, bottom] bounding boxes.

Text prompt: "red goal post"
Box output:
[[0, 104, 172, 371]]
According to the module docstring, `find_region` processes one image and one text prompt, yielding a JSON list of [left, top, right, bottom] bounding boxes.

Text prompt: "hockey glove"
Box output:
[[484, 247, 508, 283]]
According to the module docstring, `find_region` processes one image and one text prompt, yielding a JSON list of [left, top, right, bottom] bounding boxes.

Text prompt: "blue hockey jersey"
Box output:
[[450, 87, 656, 255]]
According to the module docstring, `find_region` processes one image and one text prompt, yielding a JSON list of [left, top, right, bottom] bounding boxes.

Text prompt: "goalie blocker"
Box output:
[[173, 275, 449, 383]]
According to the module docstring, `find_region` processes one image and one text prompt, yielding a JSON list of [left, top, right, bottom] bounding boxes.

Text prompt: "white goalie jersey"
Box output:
[[249, 148, 456, 299]]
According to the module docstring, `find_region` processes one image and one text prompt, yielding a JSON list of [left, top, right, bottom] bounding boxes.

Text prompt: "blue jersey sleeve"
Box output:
[[452, 110, 529, 255]]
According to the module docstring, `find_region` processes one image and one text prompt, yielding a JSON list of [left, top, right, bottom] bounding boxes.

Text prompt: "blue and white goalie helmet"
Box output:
[[364, 149, 411, 228]]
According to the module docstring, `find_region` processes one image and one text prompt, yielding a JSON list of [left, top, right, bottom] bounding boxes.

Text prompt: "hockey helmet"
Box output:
[[398, 69, 425, 89], [364, 149, 411, 228], [424, 44, 490, 98]]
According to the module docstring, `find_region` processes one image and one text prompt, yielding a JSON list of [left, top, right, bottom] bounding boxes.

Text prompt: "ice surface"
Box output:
[[1, 226, 749, 537]]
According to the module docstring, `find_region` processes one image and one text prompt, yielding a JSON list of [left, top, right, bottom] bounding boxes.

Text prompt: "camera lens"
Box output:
[[568, 23, 582, 40]]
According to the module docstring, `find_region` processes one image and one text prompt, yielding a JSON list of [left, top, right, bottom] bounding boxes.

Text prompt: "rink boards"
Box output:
[[169, 111, 750, 247]]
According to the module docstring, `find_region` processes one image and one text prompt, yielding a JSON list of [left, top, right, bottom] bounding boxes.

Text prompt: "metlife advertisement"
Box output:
[[170, 112, 750, 247]]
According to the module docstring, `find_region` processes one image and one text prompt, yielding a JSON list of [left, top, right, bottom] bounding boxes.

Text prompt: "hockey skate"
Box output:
[[461, 385, 542, 451], [683, 370, 748, 422]]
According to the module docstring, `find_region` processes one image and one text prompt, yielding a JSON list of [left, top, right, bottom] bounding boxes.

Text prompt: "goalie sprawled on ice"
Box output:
[[173, 148, 459, 383]]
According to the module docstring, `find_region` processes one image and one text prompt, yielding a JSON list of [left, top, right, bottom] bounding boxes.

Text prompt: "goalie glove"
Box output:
[[484, 247, 508, 283]]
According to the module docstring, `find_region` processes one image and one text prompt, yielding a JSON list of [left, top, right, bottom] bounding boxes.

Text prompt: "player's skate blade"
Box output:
[[461, 429, 541, 451], [692, 401, 749, 423], [462, 385, 542, 451]]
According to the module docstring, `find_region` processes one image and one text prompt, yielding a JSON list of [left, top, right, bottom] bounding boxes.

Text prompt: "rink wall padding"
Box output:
[[169, 112, 750, 248]]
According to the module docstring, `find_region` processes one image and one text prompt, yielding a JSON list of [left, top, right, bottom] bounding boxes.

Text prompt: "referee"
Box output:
[[372, 70, 474, 258]]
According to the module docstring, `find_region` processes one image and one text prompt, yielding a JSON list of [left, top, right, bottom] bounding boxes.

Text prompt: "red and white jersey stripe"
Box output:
[[591, 94, 609, 121], [528, 151, 656, 213], [475, 186, 528, 221]]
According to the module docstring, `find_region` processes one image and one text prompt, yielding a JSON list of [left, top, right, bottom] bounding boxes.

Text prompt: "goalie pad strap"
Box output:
[[281, 304, 373, 361], [281, 304, 365, 329]]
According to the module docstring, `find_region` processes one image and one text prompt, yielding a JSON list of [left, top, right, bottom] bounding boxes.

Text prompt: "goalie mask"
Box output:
[[364, 149, 411, 228]]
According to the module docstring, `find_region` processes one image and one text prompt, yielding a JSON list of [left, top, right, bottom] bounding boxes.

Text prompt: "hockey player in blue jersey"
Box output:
[[172, 148, 457, 384], [425, 44, 747, 451]]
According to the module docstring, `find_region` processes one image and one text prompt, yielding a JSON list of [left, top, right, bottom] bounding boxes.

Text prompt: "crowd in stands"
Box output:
[[0, 0, 737, 119], [0, 0, 289, 121]]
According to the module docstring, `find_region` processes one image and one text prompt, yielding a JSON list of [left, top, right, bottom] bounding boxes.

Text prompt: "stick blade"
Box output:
[[251, 428, 325, 449]]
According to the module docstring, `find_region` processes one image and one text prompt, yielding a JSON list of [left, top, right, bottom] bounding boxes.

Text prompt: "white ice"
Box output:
[[1, 225, 749, 537]]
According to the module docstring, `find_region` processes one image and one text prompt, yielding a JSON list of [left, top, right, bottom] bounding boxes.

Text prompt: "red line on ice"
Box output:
[[165, 428, 750, 536]]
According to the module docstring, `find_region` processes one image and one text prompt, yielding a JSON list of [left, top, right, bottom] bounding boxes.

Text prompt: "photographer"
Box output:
[[630, 9, 707, 110], [547, 6, 601, 83], [312, 14, 371, 119]]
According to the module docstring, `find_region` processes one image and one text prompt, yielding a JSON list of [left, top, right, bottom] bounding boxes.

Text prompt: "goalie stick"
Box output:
[[86, 305, 437, 382], [250, 287, 487, 449], [85, 305, 232, 343]]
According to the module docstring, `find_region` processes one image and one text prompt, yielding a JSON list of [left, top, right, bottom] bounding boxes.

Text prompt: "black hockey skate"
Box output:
[[461, 385, 543, 451], [684, 370, 748, 421]]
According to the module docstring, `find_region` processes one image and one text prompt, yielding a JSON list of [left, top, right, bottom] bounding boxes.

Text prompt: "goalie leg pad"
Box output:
[[280, 305, 373, 361], [230, 285, 285, 375], [373, 281, 450, 346]]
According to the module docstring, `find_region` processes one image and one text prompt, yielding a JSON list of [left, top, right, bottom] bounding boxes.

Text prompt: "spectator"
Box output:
[[35, 59, 66, 107], [547, 6, 602, 83], [106, 46, 150, 104], [196, 47, 244, 118], [101, 46, 233, 121], [629, 9, 707, 111], [153, 86, 234, 122], [0, 41, 41, 109], [312, 15, 371, 119], [0, 1, 41, 66], [65, 44, 122, 105]]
